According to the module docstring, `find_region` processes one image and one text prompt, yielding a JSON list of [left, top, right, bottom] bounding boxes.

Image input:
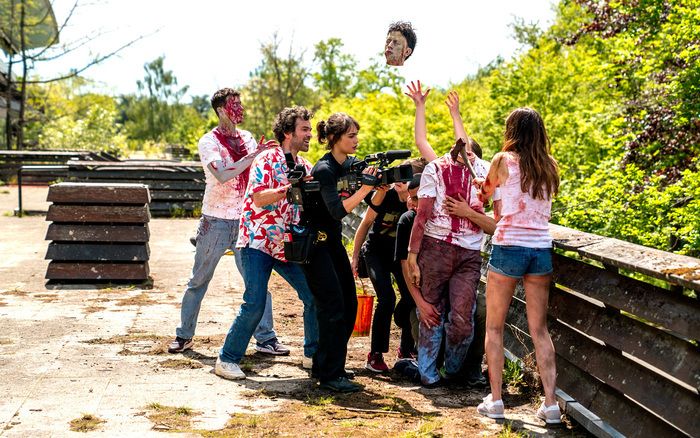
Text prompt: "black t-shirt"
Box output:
[[303, 152, 359, 236], [394, 209, 416, 263], [366, 189, 407, 247]]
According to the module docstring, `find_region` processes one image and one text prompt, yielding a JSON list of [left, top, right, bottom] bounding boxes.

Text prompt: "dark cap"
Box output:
[[408, 172, 422, 190]]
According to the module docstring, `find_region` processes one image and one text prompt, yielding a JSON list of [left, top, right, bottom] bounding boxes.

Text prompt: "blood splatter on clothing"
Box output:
[[417, 153, 489, 250], [199, 128, 257, 220], [493, 152, 552, 248]]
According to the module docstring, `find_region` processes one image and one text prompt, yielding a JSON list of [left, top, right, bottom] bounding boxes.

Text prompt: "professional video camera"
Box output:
[[285, 153, 320, 208], [337, 150, 414, 192]]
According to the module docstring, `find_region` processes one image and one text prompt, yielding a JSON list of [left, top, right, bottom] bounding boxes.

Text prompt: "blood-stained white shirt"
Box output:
[[418, 153, 490, 250], [493, 152, 553, 248], [198, 128, 257, 220]]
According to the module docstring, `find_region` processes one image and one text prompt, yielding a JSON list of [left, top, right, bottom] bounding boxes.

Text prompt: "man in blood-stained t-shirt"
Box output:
[[406, 139, 490, 387], [168, 88, 284, 355], [214, 106, 319, 380]]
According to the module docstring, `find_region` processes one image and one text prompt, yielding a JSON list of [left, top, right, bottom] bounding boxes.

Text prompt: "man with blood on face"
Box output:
[[168, 88, 289, 357], [385, 21, 417, 66]]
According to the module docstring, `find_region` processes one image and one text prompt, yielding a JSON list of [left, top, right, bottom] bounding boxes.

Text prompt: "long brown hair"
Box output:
[[502, 108, 559, 200]]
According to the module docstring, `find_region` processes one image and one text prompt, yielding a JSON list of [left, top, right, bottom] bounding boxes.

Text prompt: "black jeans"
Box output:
[[364, 244, 415, 354], [302, 234, 357, 382]]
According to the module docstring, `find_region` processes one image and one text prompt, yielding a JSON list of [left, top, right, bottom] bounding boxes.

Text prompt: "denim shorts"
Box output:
[[488, 245, 553, 279]]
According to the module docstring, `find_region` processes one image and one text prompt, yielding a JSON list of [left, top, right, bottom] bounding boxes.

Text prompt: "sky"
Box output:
[[19, 0, 557, 99]]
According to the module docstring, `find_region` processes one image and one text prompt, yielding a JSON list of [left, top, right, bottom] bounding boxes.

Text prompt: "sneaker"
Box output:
[[397, 346, 417, 360], [319, 377, 362, 393], [366, 352, 389, 373], [214, 357, 246, 380], [302, 356, 313, 370], [167, 337, 193, 353], [189, 236, 197, 247], [477, 394, 505, 419], [344, 369, 355, 380], [536, 402, 562, 424], [421, 379, 443, 389], [465, 373, 488, 389], [255, 338, 290, 356]]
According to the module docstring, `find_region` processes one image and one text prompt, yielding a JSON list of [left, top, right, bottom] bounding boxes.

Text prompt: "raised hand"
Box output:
[[404, 80, 431, 106], [445, 90, 460, 117], [256, 135, 278, 152]]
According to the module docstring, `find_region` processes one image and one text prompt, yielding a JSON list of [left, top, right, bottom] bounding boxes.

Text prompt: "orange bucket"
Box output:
[[352, 294, 374, 337]]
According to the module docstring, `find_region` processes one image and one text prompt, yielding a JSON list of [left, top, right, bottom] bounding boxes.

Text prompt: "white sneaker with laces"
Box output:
[[214, 357, 246, 380], [477, 394, 505, 419], [302, 356, 313, 370], [536, 402, 562, 424]]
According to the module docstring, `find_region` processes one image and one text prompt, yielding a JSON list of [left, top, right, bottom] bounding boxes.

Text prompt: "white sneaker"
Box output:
[[302, 356, 313, 370], [536, 402, 562, 424], [477, 394, 505, 419], [214, 357, 245, 380]]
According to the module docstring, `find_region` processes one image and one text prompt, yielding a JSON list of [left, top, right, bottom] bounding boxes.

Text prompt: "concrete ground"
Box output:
[[0, 186, 588, 437]]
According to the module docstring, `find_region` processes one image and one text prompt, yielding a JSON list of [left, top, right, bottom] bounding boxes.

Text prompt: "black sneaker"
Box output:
[[255, 338, 290, 356], [319, 377, 362, 393], [189, 236, 197, 247], [168, 337, 193, 353]]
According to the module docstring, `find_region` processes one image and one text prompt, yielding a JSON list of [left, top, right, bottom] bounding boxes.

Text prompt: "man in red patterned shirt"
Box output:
[[214, 106, 319, 380]]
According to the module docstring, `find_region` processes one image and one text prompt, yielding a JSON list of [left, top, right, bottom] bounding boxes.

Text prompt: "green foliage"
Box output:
[[503, 358, 524, 387]]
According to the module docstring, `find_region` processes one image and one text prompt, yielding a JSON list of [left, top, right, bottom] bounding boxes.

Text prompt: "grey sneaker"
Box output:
[[477, 394, 505, 419], [167, 337, 193, 353], [536, 402, 562, 424], [255, 338, 290, 356], [319, 377, 362, 393], [214, 357, 246, 380]]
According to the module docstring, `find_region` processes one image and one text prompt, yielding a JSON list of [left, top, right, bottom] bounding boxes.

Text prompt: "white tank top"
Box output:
[[493, 152, 552, 248]]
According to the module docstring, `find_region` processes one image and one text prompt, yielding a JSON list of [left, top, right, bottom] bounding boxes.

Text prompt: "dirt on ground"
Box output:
[[0, 186, 590, 437]]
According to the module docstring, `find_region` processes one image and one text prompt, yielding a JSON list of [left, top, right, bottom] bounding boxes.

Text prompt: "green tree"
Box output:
[[312, 38, 357, 100]]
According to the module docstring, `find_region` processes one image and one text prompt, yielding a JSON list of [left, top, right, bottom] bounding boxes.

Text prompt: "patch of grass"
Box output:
[[158, 358, 203, 369], [115, 292, 156, 307], [145, 403, 200, 431], [498, 422, 531, 437], [0, 189, 9, 194], [83, 305, 106, 314], [402, 417, 443, 437], [503, 358, 524, 387], [304, 394, 335, 406], [69, 413, 105, 432]]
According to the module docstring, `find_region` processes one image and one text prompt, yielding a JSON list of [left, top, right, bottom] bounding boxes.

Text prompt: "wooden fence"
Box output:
[[342, 212, 700, 438], [0, 150, 117, 183]]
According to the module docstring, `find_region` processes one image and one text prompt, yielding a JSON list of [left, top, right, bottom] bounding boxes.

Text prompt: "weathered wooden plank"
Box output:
[[47, 183, 151, 204], [550, 224, 700, 291], [556, 356, 685, 438], [550, 320, 700, 435], [45, 243, 150, 262], [45, 224, 150, 242], [45, 262, 149, 280], [553, 254, 700, 339], [46, 205, 150, 223], [67, 159, 201, 168], [70, 179, 205, 190], [66, 170, 204, 181], [149, 201, 201, 215], [550, 223, 606, 250], [549, 286, 700, 390]]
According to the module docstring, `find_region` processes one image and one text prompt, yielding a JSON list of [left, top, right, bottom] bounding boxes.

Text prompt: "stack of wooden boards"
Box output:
[[44, 182, 151, 282]]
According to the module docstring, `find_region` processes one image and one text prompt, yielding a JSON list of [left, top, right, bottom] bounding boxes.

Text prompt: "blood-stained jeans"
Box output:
[[416, 236, 481, 385]]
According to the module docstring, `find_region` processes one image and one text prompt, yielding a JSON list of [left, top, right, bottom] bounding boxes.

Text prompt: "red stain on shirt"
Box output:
[[213, 128, 250, 191], [438, 160, 481, 234]]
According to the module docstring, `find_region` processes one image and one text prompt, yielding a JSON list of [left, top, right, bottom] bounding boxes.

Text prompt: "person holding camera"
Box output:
[[214, 106, 319, 380], [351, 159, 425, 373], [301, 113, 378, 393], [169, 88, 281, 355]]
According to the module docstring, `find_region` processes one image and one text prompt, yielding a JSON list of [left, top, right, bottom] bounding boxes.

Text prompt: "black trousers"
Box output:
[[302, 235, 357, 382], [364, 244, 416, 354]]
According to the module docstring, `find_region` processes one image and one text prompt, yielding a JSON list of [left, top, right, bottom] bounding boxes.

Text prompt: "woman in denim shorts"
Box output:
[[475, 108, 563, 424]]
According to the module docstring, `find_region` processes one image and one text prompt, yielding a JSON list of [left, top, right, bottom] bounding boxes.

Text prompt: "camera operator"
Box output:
[[351, 159, 426, 373], [301, 113, 378, 393], [214, 106, 319, 380]]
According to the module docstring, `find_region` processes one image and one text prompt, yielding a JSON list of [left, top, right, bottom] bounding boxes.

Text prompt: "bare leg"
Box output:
[[523, 273, 557, 406], [484, 271, 518, 401]]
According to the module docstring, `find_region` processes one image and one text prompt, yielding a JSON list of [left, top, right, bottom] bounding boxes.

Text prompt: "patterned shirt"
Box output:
[[418, 153, 490, 250], [236, 147, 311, 261], [199, 128, 257, 220]]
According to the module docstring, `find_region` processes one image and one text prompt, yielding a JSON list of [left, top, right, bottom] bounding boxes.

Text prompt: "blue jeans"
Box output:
[[220, 247, 319, 363], [488, 245, 553, 278], [176, 215, 276, 342]]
